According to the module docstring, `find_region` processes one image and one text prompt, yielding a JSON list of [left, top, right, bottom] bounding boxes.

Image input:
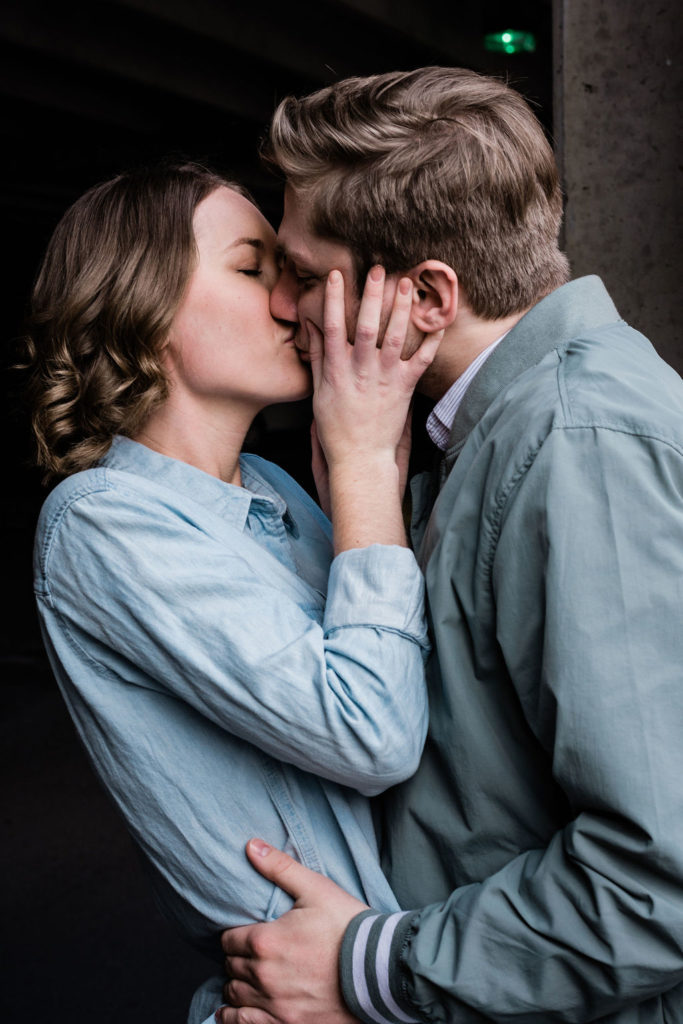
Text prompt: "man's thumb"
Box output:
[[245, 838, 327, 902]]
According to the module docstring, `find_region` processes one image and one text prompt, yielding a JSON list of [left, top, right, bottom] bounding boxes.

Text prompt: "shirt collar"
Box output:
[[442, 276, 621, 469], [99, 436, 289, 531], [426, 331, 509, 450]]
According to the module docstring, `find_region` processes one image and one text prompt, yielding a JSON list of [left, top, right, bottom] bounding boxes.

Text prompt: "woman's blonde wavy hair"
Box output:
[[24, 162, 246, 481]]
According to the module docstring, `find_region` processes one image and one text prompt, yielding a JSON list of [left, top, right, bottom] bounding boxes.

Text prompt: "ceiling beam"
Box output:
[[327, 0, 487, 68], [0, 0, 307, 121]]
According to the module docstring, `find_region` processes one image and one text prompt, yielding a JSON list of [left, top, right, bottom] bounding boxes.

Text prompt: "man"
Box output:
[[218, 67, 683, 1023]]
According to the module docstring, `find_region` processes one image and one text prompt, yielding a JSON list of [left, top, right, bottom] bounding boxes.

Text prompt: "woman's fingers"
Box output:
[[378, 277, 413, 369], [405, 327, 445, 384], [316, 266, 445, 392], [352, 265, 386, 364], [322, 270, 349, 371], [321, 266, 417, 375]]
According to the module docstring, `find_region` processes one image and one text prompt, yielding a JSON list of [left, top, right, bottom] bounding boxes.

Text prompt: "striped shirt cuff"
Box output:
[[340, 910, 421, 1024]]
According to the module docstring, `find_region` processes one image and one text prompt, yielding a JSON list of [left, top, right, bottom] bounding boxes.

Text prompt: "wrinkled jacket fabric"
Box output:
[[341, 278, 683, 1023]]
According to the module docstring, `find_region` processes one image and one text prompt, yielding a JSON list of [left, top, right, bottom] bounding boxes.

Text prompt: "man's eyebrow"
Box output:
[[275, 243, 316, 271]]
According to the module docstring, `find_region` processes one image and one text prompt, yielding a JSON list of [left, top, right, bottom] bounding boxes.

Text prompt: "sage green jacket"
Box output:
[[341, 278, 683, 1023]]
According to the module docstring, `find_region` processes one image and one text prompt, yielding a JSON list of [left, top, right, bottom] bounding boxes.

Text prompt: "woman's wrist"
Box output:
[[327, 449, 399, 480], [328, 458, 407, 553]]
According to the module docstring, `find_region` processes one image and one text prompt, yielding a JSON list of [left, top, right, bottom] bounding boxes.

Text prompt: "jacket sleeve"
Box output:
[[37, 477, 429, 798], [340, 425, 683, 1021]]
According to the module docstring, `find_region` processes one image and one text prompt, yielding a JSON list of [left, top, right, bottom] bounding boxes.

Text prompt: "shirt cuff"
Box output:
[[324, 546, 428, 645], [340, 909, 422, 1024]]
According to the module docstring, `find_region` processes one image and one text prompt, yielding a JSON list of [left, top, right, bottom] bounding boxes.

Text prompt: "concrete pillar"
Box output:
[[554, 0, 682, 373]]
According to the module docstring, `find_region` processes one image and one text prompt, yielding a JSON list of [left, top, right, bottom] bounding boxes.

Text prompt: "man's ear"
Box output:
[[407, 261, 458, 333]]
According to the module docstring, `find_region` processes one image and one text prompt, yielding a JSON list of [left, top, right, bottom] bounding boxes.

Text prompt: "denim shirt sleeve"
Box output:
[[35, 470, 429, 797]]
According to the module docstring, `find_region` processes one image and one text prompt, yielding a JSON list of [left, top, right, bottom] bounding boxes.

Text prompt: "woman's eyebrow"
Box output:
[[228, 237, 265, 251]]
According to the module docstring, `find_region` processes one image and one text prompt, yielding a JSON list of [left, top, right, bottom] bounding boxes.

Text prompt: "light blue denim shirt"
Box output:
[[34, 436, 429, 1022]]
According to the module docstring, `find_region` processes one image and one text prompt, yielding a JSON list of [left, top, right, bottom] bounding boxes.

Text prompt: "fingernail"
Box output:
[[369, 265, 384, 281], [249, 838, 271, 857], [328, 269, 342, 285], [398, 277, 412, 294]]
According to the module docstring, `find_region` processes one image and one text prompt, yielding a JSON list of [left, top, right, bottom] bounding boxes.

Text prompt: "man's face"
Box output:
[[269, 186, 364, 360]]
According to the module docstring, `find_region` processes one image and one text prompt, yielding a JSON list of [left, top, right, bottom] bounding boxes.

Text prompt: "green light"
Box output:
[[484, 30, 537, 54]]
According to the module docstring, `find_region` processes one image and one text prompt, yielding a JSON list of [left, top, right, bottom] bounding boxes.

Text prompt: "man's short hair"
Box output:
[[264, 66, 569, 318]]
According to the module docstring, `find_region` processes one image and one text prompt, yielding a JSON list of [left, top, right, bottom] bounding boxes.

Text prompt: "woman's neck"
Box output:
[[133, 392, 258, 486]]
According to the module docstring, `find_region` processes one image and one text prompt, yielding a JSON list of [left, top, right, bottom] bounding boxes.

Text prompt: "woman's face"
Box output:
[[165, 186, 310, 412]]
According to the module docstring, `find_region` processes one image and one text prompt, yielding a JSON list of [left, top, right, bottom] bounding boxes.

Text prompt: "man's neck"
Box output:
[[419, 305, 531, 402]]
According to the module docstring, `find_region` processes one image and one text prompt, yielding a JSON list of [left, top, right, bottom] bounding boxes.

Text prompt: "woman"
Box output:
[[25, 162, 440, 1022]]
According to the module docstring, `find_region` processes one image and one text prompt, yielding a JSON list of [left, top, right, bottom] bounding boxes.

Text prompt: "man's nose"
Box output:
[[270, 271, 298, 324]]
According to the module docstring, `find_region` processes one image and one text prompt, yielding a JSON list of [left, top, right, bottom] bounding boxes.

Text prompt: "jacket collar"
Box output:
[[441, 277, 620, 475]]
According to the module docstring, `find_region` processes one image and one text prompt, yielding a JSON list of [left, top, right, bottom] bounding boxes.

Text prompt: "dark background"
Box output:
[[0, 1, 627, 1021], [2, 0, 554, 675]]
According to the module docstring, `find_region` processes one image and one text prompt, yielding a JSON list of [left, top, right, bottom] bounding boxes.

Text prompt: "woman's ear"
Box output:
[[407, 261, 458, 333]]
